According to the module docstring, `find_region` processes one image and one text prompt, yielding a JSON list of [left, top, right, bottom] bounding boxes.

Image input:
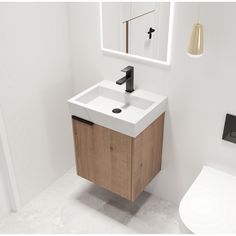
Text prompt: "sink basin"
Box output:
[[68, 80, 167, 137]]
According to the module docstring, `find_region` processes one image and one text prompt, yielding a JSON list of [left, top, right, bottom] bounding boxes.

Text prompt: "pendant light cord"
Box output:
[[197, 2, 200, 23]]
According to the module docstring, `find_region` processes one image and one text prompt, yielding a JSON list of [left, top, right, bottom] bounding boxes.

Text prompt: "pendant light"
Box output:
[[188, 3, 204, 57]]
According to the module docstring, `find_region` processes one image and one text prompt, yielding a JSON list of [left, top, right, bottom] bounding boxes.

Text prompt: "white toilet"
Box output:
[[179, 166, 236, 234]]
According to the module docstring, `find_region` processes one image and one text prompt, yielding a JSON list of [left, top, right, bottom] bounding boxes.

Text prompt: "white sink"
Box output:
[[68, 80, 167, 137]]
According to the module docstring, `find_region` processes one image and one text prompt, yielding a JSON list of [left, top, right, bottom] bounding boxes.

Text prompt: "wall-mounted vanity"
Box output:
[[68, 80, 167, 201], [68, 1, 174, 201]]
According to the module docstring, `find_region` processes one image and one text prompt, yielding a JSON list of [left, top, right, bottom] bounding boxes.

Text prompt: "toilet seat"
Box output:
[[179, 166, 236, 234]]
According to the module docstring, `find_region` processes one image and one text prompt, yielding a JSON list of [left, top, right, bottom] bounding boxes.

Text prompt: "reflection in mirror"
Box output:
[[101, 2, 173, 64]]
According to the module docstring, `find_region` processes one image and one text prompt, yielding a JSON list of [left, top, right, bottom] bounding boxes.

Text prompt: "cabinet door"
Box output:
[[72, 117, 132, 200]]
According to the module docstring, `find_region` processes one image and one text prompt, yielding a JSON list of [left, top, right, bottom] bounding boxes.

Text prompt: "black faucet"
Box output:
[[116, 66, 134, 93]]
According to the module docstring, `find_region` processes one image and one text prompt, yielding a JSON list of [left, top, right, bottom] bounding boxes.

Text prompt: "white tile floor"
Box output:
[[0, 168, 180, 234]]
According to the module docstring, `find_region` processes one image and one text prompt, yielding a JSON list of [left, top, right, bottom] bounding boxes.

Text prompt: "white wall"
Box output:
[[0, 3, 74, 206], [102, 3, 121, 51], [68, 2, 236, 204]]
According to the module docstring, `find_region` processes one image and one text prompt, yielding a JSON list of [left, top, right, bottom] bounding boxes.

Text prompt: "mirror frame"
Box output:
[[99, 2, 175, 68]]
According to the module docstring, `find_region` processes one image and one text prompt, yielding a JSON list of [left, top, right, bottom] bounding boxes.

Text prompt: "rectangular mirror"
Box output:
[[100, 2, 174, 66]]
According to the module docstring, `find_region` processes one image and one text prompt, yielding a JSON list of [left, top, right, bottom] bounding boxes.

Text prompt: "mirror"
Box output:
[[100, 2, 174, 66]]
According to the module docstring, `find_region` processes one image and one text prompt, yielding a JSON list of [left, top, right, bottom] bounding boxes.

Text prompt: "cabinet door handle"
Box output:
[[72, 116, 94, 126]]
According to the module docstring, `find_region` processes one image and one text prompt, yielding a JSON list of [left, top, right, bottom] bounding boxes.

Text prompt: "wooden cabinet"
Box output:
[[72, 113, 165, 201]]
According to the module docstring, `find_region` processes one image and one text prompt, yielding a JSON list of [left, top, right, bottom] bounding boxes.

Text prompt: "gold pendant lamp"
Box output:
[[188, 3, 204, 57]]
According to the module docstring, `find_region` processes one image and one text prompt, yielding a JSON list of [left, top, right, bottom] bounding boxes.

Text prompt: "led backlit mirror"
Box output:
[[100, 2, 174, 66]]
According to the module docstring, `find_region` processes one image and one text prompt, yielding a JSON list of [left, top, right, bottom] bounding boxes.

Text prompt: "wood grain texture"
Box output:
[[72, 113, 165, 201], [72, 119, 132, 199], [72, 119, 95, 181], [131, 113, 165, 201]]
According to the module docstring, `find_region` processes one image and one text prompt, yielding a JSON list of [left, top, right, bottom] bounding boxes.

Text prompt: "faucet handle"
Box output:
[[121, 66, 134, 73]]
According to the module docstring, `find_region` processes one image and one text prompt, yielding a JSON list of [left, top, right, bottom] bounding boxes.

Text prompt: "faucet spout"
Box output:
[[116, 76, 127, 85], [116, 66, 134, 93]]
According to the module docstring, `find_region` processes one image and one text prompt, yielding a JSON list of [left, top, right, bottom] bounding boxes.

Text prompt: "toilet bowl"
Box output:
[[179, 166, 236, 234]]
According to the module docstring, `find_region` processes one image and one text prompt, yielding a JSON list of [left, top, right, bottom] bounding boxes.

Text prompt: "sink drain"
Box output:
[[112, 108, 122, 114]]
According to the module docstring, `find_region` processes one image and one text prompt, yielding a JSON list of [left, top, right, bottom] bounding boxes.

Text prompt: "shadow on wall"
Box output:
[[146, 104, 205, 203], [41, 78, 74, 175], [41, 77, 74, 176]]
